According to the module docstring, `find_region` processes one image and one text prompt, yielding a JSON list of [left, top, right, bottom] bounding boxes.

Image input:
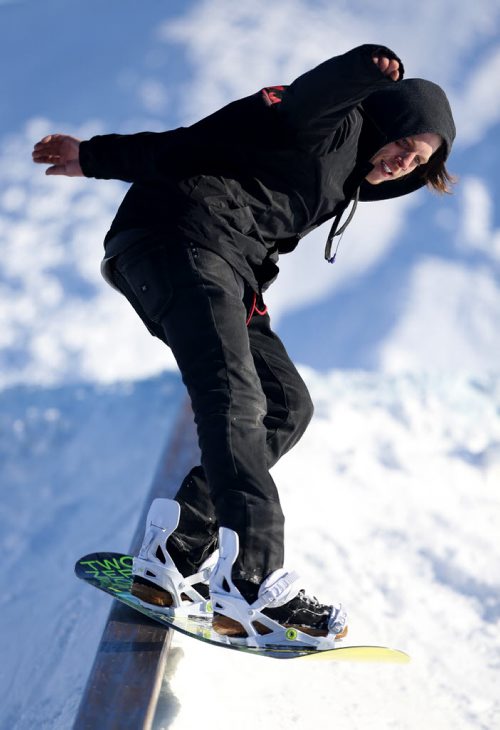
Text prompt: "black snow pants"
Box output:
[[104, 229, 314, 585]]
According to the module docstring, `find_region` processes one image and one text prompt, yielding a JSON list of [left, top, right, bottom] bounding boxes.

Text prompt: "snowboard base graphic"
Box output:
[[75, 552, 410, 663]]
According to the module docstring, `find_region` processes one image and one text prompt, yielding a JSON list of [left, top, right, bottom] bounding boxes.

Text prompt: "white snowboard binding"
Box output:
[[132, 498, 215, 617], [210, 527, 347, 649]]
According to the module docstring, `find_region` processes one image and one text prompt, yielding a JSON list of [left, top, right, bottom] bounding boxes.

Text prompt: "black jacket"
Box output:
[[80, 44, 455, 292]]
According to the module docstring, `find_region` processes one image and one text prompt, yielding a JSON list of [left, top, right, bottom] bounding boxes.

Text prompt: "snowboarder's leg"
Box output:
[[248, 309, 315, 468], [188, 290, 346, 645], [110, 236, 284, 583], [168, 311, 314, 569], [167, 466, 218, 575], [106, 234, 347, 644], [160, 245, 285, 583]]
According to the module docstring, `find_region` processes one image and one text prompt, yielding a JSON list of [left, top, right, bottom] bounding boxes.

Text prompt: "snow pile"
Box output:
[[157, 370, 500, 730], [0, 374, 183, 729], [2, 369, 494, 729]]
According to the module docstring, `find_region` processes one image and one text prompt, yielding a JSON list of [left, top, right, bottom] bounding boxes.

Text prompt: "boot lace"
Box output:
[[297, 589, 324, 608]]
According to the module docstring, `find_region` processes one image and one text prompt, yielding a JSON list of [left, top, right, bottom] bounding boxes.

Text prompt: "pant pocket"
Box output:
[[115, 244, 174, 324]]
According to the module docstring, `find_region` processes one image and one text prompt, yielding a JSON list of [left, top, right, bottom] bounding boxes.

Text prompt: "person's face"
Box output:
[[365, 132, 442, 185]]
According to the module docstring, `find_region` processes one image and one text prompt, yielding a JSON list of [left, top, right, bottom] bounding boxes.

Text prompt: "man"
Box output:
[[33, 44, 455, 648]]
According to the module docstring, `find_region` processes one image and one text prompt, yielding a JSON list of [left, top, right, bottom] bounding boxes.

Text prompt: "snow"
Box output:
[[159, 370, 500, 730], [1, 370, 499, 729], [0, 375, 184, 729]]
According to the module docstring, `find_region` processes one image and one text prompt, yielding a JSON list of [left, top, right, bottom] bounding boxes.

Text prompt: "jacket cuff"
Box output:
[[79, 137, 115, 179], [78, 139, 97, 178]]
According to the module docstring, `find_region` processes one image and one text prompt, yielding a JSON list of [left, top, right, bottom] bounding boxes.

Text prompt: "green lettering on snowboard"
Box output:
[[79, 555, 133, 593]]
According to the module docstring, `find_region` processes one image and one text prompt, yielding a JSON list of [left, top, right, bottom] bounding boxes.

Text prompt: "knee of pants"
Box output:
[[265, 378, 314, 468], [287, 382, 314, 441], [187, 372, 268, 429]]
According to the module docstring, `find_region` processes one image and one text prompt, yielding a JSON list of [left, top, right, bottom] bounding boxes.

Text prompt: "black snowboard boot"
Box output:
[[209, 527, 347, 645]]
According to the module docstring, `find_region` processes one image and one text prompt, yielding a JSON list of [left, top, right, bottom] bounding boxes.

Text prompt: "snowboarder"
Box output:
[[33, 45, 455, 647]]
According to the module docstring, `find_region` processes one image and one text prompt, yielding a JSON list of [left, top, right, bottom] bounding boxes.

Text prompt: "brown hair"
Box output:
[[421, 145, 457, 194]]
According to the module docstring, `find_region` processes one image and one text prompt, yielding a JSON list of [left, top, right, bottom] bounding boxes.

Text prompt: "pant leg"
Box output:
[[248, 309, 314, 468], [166, 466, 218, 576], [111, 236, 284, 583], [169, 307, 314, 573]]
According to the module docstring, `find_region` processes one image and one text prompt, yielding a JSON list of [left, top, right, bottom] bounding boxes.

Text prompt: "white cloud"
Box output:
[[137, 79, 169, 114], [162, 0, 500, 134], [459, 176, 500, 262], [378, 258, 500, 371], [452, 44, 500, 147], [0, 121, 178, 388], [1, 186, 27, 212]]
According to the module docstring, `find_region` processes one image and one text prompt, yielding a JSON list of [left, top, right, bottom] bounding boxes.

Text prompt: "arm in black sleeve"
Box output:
[[276, 44, 404, 143], [78, 127, 193, 182]]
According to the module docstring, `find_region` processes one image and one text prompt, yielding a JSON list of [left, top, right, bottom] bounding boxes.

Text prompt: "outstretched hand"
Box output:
[[32, 134, 83, 176], [372, 55, 400, 81]]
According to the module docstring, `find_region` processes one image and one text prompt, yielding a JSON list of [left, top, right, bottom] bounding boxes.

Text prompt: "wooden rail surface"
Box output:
[[73, 401, 198, 730]]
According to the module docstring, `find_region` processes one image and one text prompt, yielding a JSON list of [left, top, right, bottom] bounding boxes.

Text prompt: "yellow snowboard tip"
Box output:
[[299, 646, 411, 663]]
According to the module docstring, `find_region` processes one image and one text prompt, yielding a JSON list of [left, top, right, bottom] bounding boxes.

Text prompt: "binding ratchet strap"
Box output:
[[252, 571, 301, 611], [324, 187, 360, 263]]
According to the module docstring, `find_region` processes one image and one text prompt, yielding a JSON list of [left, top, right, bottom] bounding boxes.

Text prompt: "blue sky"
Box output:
[[1, 0, 499, 383], [0, 0, 193, 135]]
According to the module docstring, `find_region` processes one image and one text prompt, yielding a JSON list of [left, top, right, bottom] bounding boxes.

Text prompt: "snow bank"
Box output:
[[0, 369, 498, 730], [158, 370, 500, 730], [0, 374, 183, 729]]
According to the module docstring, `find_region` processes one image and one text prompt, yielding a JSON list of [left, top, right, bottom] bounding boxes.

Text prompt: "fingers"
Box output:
[[32, 134, 81, 162], [32, 134, 83, 176], [45, 165, 65, 176], [33, 134, 61, 152], [33, 135, 64, 161], [372, 55, 400, 81], [45, 159, 84, 177], [386, 59, 399, 81], [33, 151, 63, 164], [34, 133, 70, 147]]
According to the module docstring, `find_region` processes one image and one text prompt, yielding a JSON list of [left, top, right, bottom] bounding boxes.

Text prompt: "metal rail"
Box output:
[[73, 400, 198, 730]]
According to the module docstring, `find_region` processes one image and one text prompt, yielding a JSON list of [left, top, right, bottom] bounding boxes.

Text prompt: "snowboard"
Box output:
[[75, 552, 410, 663]]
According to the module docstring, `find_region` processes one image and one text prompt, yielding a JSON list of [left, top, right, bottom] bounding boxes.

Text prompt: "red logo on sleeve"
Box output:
[[261, 85, 286, 106]]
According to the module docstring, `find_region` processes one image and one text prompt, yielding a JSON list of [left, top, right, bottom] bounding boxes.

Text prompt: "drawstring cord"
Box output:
[[246, 292, 268, 326], [324, 187, 360, 263], [245, 187, 360, 326]]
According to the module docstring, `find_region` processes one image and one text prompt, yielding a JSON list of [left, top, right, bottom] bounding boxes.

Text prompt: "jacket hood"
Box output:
[[358, 78, 456, 202]]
